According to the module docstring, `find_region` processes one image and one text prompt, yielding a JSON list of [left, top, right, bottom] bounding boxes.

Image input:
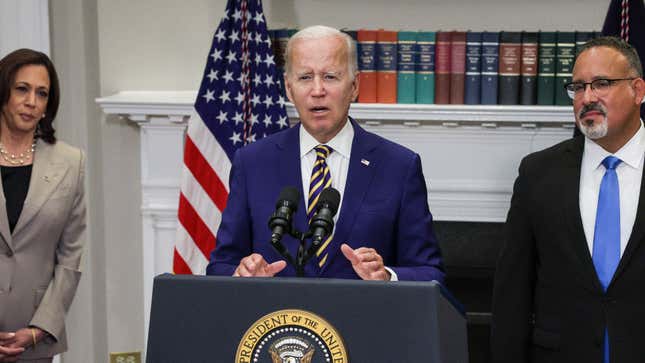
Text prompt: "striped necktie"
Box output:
[[308, 144, 333, 266], [592, 155, 622, 363]]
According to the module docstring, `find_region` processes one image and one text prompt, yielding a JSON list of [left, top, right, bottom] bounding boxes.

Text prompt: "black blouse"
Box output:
[[1, 165, 32, 233]]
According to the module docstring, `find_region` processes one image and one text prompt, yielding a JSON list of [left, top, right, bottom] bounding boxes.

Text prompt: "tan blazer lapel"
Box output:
[[13, 140, 69, 236], [0, 174, 12, 250]]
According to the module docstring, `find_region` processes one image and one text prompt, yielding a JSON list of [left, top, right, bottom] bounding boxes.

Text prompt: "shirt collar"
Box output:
[[299, 118, 354, 159], [584, 120, 645, 170]]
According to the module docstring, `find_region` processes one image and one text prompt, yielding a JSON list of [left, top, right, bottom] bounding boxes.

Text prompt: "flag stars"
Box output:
[[233, 112, 244, 125], [230, 131, 242, 145], [219, 90, 231, 104], [263, 95, 274, 108], [232, 9, 242, 21], [253, 32, 262, 44], [202, 89, 215, 103], [251, 94, 261, 107], [214, 29, 227, 43], [249, 113, 259, 125], [255, 54, 263, 66], [277, 95, 286, 108], [229, 30, 240, 43], [222, 70, 234, 83], [235, 92, 245, 105], [253, 12, 265, 25], [264, 74, 275, 87], [226, 50, 238, 63], [237, 73, 247, 87], [277, 116, 289, 129], [216, 110, 228, 124], [263, 54, 275, 67], [247, 133, 257, 143], [253, 74, 262, 87], [206, 69, 219, 82], [210, 49, 223, 62], [263, 115, 273, 127]]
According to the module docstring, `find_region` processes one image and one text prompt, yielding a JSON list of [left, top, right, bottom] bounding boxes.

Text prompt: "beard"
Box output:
[[576, 103, 608, 139]]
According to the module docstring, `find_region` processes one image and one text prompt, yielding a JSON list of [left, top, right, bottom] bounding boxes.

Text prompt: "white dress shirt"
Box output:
[[579, 121, 645, 257], [299, 119, 398, 280], [299, 119, 353, 217]]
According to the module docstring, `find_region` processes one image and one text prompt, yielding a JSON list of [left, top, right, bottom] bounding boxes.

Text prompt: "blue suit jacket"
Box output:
[[206, 119, 445, 282]]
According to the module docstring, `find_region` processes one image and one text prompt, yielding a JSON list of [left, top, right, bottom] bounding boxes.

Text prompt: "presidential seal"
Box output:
[[235, 309, 348, 363]]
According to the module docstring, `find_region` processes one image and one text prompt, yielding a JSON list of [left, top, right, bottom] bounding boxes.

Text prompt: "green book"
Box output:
[[416, 31, 436, 104], [537, 31, 556, 105], [397, 31, 417, 103], [555, 31, 575, 105]]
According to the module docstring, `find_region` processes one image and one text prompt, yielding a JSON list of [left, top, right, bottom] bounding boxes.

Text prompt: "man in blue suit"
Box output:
[[206, 25, 444, 282]]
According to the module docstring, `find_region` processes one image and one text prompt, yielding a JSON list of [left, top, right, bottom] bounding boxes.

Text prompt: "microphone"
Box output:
[[268, 186, 300, 244], [309, 187, 341, 249]]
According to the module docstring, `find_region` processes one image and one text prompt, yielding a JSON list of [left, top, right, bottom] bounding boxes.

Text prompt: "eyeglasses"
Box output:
[[564, 78, 636, 99]]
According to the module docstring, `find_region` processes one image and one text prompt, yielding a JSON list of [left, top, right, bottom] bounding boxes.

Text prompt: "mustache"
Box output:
[[578, 103, 606, 119]]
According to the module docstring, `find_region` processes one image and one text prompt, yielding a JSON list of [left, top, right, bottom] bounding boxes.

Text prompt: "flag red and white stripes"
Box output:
[[173, 0, 287, 274]]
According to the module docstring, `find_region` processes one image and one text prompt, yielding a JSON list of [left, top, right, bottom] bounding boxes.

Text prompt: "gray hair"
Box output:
[[579, 36, 643, 77], [284, 25, 358, 80]]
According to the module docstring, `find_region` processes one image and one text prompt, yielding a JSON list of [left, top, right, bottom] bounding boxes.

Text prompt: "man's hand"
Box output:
[[341, 244, 390, 281], [0, 332, 24, 363], [233, 253, 287, 277]]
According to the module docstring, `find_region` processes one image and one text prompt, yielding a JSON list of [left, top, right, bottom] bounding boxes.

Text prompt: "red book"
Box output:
[[449, 31, 466, 104], [434, 31, 452, 104], [357, 30, 378, 103], [376, 29, 398, 103]]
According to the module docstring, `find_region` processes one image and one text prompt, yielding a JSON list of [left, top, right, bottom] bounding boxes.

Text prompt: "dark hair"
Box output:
[[579, 36, 643, 78], [0, 48, 59, 144]]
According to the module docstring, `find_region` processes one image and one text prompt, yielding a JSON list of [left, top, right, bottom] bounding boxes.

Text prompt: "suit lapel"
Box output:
[[0, 169, 12, 250], [562, 137, 604, 292], [611, 158, 645, 284], [13, 140, 68, 236], [320, 120, 378, 273]]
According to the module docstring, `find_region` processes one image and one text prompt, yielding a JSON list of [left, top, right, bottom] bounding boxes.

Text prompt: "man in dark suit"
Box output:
[[206, 25, 444, 282], [491, 37, 645, 363]]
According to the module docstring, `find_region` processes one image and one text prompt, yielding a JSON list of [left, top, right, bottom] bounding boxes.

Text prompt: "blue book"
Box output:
[[415, 31, 436, 104], [464, 32, 482, 104], [397, 31, 417, 103], [480, 32, 499, 105]]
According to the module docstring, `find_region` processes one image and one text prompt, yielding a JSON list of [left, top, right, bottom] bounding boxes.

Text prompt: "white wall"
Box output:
[[46, 0, 610, 360]]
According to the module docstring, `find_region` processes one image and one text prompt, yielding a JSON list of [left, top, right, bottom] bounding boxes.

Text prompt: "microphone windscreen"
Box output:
[[319, 188, 341, 215], [277, 186, 300, 208]]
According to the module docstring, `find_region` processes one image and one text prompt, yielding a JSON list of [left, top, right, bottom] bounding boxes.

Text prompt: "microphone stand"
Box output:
[[270, 229, 318, 278]]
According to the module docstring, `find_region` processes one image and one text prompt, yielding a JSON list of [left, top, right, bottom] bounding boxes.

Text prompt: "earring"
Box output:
[[42, 114, 46, 119]]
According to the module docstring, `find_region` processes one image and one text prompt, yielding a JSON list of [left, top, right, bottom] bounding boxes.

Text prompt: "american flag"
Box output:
[[173, 0, 288, 274], [601, 0, 645, 119]]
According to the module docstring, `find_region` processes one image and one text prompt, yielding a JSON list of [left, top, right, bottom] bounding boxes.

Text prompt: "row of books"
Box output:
[[268, 29, 600, 106]]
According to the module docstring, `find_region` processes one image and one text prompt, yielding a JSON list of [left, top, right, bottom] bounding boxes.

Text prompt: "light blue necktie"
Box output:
[[592, 155, 622, 363]]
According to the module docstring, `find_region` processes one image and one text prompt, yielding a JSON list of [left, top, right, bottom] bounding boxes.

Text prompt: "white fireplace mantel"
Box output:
[[96, 90, 575, 341]]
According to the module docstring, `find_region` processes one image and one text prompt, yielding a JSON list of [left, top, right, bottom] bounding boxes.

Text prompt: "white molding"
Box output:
[[97, 90, 575, 126]]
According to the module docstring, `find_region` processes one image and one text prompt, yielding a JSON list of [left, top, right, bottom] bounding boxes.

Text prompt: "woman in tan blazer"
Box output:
[[0, 49, 86, 363]]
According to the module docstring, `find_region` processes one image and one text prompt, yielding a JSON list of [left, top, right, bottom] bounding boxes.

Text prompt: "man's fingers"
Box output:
[[265, 260, 287, 276], [340, 244, 359, 265], [235, 254, 285, 277]]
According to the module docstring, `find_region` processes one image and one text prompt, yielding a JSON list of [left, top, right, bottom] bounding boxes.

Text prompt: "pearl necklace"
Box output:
[[0, 140, 36, 165]]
